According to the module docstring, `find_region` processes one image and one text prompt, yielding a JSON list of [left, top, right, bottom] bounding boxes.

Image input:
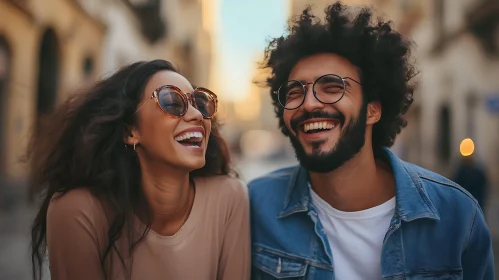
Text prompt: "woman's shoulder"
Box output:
[[49, 188, 100, 211], [195, 175, 249, 222], [47, 188, 109, 231], [198, 175, 247, 197]]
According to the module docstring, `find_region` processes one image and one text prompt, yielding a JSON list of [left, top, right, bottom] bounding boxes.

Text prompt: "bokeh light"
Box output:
[[460, 138, 475, 157]]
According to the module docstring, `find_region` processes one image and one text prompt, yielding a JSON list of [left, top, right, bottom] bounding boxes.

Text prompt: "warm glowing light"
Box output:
[[234, 89, 261, 121], [216, 100, 228, 119], [202, 0, 219, 32], [460, 138, 475, 157], [240, 130, 278, 158]]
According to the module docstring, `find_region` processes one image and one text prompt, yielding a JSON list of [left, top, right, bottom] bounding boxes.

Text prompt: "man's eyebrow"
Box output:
[[317, 75, 353, 87], [293, 76, 354, 87]]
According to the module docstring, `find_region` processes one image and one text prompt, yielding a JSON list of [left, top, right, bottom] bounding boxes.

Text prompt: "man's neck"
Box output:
[[309, 146, 395, 212]]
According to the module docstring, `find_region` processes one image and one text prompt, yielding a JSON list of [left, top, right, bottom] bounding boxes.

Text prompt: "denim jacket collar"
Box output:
[[278, 147, 440, 222]]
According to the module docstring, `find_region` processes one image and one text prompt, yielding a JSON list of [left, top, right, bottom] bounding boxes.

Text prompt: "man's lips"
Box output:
[[299, 119, 341, 133], [290, 111, 345, 134], [293, 119, 340, 142]]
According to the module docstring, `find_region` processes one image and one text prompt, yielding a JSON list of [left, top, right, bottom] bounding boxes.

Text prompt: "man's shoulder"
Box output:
[[402, 161, 479, 207], [247, 165, 298, 193]]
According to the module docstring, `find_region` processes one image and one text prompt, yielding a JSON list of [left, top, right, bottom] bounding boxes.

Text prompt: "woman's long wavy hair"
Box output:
[[26, 60, 233, 280]]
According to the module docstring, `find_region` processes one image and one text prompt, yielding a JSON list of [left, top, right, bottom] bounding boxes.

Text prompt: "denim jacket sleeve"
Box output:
[[462, 204, 494, 279]]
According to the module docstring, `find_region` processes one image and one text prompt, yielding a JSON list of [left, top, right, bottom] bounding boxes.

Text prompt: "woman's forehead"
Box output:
[[146, 70, 194, 93]]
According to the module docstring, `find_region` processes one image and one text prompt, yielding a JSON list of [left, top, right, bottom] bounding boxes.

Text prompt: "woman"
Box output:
[[27, 60, 250, 280]]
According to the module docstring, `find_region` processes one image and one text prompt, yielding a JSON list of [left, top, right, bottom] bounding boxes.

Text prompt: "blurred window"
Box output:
[[435, 0, 444, 36], [37, 29, 59, 116], [0, 36, 11, 175], [83, 55, 94, 78], [438, 105, 451, 163]]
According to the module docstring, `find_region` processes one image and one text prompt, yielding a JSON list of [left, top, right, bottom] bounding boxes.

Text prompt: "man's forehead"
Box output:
[[288, 66, 356, 81], [288, 53, 358, 79]]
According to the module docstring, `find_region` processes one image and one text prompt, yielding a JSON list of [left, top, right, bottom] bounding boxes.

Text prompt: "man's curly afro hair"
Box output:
[[262, 2, 418, 150]]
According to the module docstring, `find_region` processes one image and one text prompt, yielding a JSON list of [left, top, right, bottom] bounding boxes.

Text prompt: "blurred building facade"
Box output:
[[392, 0, 499, 187], [376, 0, 499, 215], [0, 0, 106, 183], [77, 0, 214, 87], [0, 0, 214, 186]]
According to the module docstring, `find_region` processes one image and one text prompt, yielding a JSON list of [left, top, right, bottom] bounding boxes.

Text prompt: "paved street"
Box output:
[[0, 182, 49, 280], [0, 205, 37, 280]]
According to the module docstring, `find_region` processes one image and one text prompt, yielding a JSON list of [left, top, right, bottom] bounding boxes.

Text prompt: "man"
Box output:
[[453, 155, 489, 210], [248, 2, 494, 279]]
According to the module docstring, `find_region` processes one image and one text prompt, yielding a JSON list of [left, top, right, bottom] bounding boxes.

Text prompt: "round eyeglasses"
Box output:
[[274, 74, 362, 110]]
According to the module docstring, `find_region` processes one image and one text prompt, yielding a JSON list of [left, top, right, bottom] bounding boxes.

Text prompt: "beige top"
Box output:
[[46, 175, 250, 280]]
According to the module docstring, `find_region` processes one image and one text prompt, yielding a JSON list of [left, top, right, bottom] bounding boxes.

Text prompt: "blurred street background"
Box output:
[[0, 0, 498, 279]]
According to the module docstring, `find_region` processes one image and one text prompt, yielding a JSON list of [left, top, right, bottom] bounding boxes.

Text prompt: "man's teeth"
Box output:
[[174, 131, 203, 141], [303, 121, 336, 132]]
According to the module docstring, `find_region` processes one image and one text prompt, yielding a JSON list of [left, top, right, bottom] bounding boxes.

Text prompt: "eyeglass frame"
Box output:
[[133, 84, 219, 119], [273, 74, 362, 110]]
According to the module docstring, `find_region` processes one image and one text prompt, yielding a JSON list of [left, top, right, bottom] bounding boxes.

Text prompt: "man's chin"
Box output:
[[297, 154, 339, 173], [293, 145, 337, 172], [298, 138, 337, 152], [302, 149, 333, 159], [290, 137, 361, 173]]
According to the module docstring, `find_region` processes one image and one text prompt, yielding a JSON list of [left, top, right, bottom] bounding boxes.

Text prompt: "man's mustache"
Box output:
[[290, 111, 345, 133]]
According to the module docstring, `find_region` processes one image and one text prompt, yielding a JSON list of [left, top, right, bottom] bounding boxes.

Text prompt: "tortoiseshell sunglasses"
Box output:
[[134, 85, 218, 119]]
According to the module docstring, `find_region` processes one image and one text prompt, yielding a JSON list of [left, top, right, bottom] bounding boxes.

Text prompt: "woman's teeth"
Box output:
[[175, 132, 203, 147], [174, 131, 203, 142], [303, 121, 336, 132]]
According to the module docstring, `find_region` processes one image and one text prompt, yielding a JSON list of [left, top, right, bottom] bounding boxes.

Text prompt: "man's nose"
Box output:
[[301, 83, 325, 112]]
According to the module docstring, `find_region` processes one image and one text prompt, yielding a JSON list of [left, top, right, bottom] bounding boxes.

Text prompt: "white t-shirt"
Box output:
[[310, 187, 395, 280]]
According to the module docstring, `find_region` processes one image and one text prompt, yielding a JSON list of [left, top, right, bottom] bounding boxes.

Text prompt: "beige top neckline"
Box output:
[[144, 177, 205, 246]]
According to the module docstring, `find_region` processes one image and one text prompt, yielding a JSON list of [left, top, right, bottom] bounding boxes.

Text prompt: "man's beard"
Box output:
[[287, 105, 367, 173]]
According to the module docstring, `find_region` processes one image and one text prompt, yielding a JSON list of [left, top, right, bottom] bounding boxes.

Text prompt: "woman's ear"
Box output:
[[124, 124, 140, 146], [366, 101, 382, 125]]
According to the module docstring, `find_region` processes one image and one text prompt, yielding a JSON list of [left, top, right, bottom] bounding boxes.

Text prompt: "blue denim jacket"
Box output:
[[248, 148, 494, 279]]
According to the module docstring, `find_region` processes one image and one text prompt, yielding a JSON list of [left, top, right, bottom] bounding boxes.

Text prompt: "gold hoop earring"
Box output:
[[133, 142, 137, 151]]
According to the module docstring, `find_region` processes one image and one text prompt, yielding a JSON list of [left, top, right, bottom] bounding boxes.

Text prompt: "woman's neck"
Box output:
[[139, 164, 195, 236]]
